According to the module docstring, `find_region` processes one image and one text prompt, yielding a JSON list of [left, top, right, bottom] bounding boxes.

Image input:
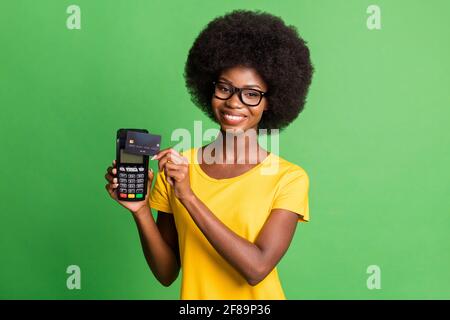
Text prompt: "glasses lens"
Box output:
[[241, 89, 262, 106], [215, 83, 233, 99]]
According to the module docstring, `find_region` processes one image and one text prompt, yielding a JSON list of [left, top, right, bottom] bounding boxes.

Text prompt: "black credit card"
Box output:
[[125, 131, 161, 156]]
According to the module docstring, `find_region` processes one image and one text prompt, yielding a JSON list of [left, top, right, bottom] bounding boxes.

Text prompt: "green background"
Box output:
[[1, 0, 449, 299]]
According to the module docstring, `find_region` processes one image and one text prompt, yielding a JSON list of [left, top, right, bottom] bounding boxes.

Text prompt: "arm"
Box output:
[[104, 160, 180, 287], [153, 148, 302, 286], [180, 194, 300, 286], [132, 207, 180, 287]]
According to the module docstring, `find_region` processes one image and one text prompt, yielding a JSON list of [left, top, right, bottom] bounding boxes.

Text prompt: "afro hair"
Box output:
[[184, 9, 314, 132]]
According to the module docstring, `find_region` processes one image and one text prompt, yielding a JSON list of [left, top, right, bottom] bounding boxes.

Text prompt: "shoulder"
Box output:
[[269, 153, 309, 180]]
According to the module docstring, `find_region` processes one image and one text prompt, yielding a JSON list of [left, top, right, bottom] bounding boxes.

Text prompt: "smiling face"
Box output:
[[211, 66, 268, 134]]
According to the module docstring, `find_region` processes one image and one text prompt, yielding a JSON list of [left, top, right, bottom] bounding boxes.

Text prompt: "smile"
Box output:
[[220, 112, 247, 125]]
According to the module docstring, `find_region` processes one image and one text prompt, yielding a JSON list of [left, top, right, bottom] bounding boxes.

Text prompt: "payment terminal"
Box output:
[[115, 129, 150, 201]]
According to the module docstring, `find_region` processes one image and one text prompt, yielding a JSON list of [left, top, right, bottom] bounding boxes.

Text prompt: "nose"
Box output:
[[225, 91, 244, 109]]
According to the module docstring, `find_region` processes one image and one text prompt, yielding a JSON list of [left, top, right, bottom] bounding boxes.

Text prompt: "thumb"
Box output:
[[147, 168, 154, 191]]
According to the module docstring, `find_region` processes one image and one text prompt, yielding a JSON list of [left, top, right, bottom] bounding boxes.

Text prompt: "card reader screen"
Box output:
[[120, 149, 143, 164]]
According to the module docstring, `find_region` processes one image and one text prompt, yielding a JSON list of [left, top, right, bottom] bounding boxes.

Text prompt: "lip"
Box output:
[[220, 111, 247, 125], [220, 111, 247, 117]]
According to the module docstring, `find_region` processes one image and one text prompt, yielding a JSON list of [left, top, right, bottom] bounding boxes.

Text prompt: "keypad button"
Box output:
[[119, 193, 127, 198], [136, 194, 143, 199], [128, 189, 135, 193], [119, 173, 127, 178], [119, 167, 125, 172], [136, 189, 144, 193], [128, 174, 136, 178], [128, 194, 135, 199], [128, 179, 136, 184], [128, 184, 135, 188], [137, 179, 144, 183], [138, 167, 144, 172], [136, 184, 144, 188], [119, 178, 127, 183], [137, 174, 145, 178]]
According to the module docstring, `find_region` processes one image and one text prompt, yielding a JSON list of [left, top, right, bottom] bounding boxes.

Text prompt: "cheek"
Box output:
[[211, 97, 222, 110], [210, 99, 222, 120], [250, 104, 267, 121]]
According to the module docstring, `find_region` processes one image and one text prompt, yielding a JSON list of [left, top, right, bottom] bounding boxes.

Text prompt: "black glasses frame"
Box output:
[[212, 81, 267, 107]]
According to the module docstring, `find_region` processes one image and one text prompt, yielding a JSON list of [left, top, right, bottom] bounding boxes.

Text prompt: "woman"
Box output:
[[105, 10, 313, 299]]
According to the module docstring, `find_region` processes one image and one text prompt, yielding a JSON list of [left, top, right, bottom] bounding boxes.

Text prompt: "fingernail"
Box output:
[[151, 155, 157, 160]]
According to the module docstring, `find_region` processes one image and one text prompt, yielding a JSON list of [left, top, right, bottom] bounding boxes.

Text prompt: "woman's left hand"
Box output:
[[154, 148, 194, 200]]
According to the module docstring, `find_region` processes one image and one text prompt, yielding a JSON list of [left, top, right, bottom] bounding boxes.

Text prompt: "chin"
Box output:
[[220, 124, 253, 135]]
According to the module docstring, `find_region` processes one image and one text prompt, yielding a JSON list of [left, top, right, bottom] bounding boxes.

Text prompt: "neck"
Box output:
[[209, 128, 266, 164]]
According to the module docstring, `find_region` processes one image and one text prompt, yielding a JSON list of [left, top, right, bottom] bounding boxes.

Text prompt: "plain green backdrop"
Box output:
[[1, 0, 449, 299]]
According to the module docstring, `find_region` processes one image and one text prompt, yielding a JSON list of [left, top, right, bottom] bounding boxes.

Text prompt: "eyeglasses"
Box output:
[[212, 81, 267, 107]]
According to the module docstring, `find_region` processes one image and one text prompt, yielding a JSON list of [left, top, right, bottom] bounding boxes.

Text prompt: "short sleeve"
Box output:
[[272, 169, 310, 222], [149, 169, 172, 214]]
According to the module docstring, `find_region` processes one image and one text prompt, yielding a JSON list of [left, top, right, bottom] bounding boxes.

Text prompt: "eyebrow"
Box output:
[[218, 77, 262, 90]]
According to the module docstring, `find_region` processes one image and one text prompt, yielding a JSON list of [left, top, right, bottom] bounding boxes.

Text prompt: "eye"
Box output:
[[217, 84, 231, 92], [244, 91, 260, 98]]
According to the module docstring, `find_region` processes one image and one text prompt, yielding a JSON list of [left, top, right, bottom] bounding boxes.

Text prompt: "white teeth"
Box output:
[[223, 113, 244, 120]]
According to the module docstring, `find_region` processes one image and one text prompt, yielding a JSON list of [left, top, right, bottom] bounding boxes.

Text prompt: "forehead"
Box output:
[[219, 66, 267, 89]]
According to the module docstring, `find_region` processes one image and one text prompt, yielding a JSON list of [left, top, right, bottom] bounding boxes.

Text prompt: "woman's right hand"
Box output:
[[104, 160, 154, 215]]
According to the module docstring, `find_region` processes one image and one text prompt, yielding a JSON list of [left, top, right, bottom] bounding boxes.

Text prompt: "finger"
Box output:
[[105, 184, 118, 200], [164, 167, 174, 186], [107, 166, 117, 176], [145, 168, 154, 199], [105, 172, 114, 182], [152, 148, 172, 160], [105, 169, 118, 182], [168, 148, 182, 158], [165, 162, 185, 171], [147, 168, 154, 181], [166, 152, 188, 165], [147, 168, 154, 188], [158, 155, 172, 172], [165, 164, 188, 185], [181, 156, 189, 164], [166, 170, 185, 182], [153, 148, 182, 160], [108, 178, 119, 188], [169, 152, 185, 165], [158, 152, 185, 172]]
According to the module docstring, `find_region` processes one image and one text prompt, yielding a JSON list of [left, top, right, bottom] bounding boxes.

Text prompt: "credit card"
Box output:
[[125, 131, 161, 156]]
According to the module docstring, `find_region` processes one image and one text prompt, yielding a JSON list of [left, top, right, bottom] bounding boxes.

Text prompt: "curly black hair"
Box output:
[[184, 9, 314, 132]]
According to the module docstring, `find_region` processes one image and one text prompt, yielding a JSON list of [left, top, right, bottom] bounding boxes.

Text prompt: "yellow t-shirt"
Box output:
[[149, 146, 310, 300]]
